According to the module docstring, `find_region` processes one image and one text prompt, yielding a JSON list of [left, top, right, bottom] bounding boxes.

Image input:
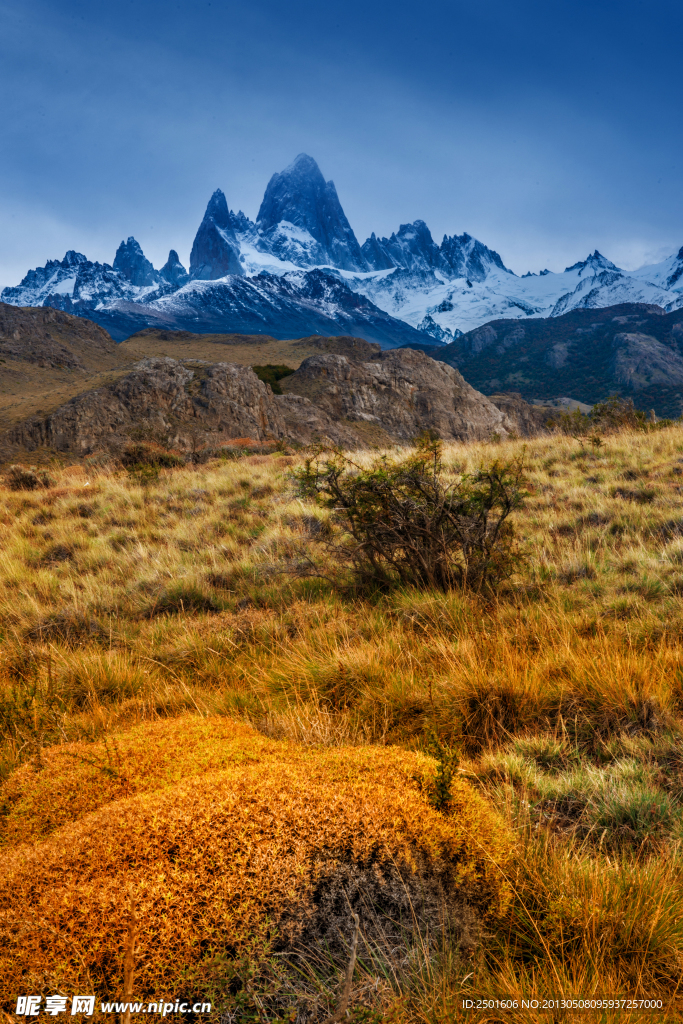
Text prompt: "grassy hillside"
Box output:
[[117, 328, 360, 369], [2, 429, 683, 1019]]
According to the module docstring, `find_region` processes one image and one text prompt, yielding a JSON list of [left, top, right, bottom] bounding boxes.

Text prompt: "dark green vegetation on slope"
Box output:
[[250, 363, 296, 393], [414, 302, 683, 418]]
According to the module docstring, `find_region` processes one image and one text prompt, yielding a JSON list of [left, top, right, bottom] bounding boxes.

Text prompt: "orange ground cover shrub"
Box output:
[[0, 717, 514, 1007]]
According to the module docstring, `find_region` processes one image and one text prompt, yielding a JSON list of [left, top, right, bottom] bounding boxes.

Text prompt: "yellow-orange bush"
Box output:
[[1, 717, 281, 846], [0, 717, 514, 1006]]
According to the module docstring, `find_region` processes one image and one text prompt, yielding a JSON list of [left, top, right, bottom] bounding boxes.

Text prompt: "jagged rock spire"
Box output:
[[160, 250, 189, 288], [189, 190, 244, 280], [256, 154, 368, 272], [113, 237, 159, 287]]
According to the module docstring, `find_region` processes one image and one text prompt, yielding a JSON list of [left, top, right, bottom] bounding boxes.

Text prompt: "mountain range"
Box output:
[[3, 153, 683, 348]]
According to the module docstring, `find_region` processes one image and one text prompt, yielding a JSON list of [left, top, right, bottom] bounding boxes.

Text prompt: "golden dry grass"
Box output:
[[118, 330, 330, 369], [0, 360, 135, 433], [3, 426, 683, 1019]]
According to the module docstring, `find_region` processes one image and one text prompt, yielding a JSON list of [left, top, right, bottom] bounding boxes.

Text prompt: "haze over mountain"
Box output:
[[3, 154, 683, 346]]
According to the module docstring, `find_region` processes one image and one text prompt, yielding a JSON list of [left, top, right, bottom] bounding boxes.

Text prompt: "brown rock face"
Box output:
[[275, 393, 360, 447], [280, 347, 536, 442], [0, 302, 116, 369], [8, 358, 285, 455], [486, 392, 551, 436]]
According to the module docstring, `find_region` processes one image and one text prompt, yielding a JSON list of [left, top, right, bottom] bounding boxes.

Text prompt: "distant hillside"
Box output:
[[411, 302, 683, 418]]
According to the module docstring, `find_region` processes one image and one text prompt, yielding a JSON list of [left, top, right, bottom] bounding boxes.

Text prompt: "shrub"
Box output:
[[251, 364, 295, 395], [25, 608, 105, 643], [0, 717, 515, 1009], [295, 437, 526, 593], [121, 442, 184, 472], [549, 395, 675, 438], [422, 733, 460, 811], [4, 464, 51, 490], [145, 582, 223, 617], [591, 396, 648, 432]]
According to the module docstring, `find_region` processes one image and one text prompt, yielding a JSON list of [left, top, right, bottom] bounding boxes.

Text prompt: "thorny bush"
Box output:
[[4, 464, 52, 491], [295, 435, 527, 593], [549, 395, 675, 438]]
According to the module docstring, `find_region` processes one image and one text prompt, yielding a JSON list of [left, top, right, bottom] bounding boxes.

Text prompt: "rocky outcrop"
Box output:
[[280, 346, 539, 442], [275, 393, 360, 447], [486, 393, 551, 436], [0, 302, 116, 369], [3, 339, 547, 458], [7, 358, 285, 454], [610, 332, 683, 387]]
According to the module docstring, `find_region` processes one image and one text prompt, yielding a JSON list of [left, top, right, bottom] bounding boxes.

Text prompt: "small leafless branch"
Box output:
[[321, 912, 361, 1024]]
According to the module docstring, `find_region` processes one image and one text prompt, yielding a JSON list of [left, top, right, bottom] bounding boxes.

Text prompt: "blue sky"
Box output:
[[1, 0, 681, 288]]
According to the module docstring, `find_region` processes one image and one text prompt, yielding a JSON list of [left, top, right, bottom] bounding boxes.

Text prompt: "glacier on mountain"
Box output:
[[2, 153, 683, 345]]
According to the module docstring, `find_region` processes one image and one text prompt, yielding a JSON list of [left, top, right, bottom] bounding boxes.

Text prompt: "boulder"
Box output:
[[486, 392, 551, 436], [280, 346, 536, 442]]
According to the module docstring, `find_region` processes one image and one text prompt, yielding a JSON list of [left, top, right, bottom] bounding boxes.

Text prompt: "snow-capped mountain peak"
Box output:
[[62, 250, 88, 269], [362, 220, 442, 274], [2, 250, 94, 307], [255, 153, 368, 272], [361, 222, 511, 285], [565, 250, 620, 275]]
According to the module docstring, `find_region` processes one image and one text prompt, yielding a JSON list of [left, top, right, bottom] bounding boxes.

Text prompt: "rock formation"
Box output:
[[113, 238, 159, 288], [189, 190, 244, 280], [159, 250, 189, 289], [3, 342, 547, 459], [7, 358, 286, 455], [280, 344, 542, 443]]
